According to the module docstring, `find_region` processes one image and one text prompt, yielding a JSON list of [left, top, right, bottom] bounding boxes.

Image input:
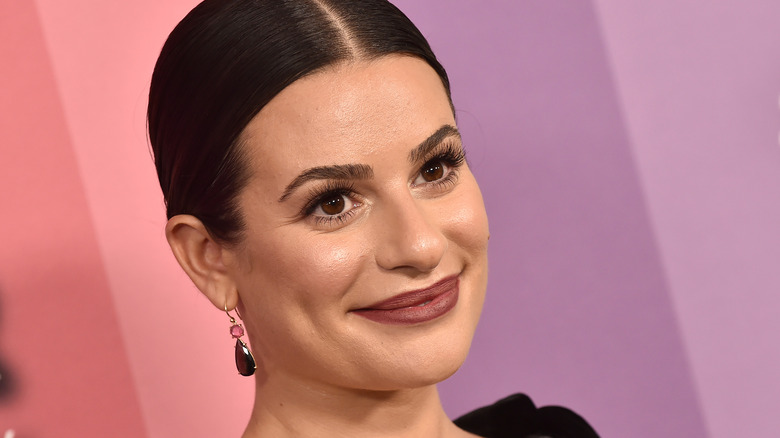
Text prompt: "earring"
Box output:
[[225, 304, 256, 376]]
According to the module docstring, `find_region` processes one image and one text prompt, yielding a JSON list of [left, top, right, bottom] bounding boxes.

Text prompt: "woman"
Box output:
[[148, 0, 598, 436]]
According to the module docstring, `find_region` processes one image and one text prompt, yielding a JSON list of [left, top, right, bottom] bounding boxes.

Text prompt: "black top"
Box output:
[[454, 394, 599, 438]]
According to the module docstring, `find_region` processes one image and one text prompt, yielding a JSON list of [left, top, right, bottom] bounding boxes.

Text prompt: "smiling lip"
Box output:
[[351, 276, 459, 325]]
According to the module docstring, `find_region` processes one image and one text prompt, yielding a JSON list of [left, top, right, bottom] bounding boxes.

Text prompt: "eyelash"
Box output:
[[302, 143, 467, 226], [414, 142, 466, 189], [302, 181, 360, 226]]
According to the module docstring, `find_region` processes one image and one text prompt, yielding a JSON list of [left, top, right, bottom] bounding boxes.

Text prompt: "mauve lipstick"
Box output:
[[351, 276, 459, 325]]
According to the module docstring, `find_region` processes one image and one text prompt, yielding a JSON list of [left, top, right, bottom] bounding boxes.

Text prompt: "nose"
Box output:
[[374, 193, 447, 273]]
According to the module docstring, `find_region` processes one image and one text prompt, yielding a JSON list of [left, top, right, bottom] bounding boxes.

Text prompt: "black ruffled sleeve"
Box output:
[[454, 393, 599, 438]]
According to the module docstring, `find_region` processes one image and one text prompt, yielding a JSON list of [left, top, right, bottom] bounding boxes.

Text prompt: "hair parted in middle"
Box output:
[[148, 0, 452, 244]]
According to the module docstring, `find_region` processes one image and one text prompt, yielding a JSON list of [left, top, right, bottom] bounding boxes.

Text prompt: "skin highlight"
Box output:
[[166, 55, 489, 438]]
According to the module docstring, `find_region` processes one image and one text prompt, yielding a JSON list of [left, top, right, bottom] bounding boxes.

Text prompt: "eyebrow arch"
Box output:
[[278, 163, 373, 202], [277, 124, 461, 203], [408, 124, 461, 164]]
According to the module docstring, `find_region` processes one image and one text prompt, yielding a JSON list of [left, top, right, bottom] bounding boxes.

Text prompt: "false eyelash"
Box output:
[[311, 207, 359, 227], [423, 141, 467, 169], [413, 141, 467, 188], [299, 142, 467, 225], [301, 180, 357, 217]]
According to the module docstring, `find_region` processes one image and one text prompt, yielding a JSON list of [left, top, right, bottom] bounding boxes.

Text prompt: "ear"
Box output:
[[165, 215, 240, 311]]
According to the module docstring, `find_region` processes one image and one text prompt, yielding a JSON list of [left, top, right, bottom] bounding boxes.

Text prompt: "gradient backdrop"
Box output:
[[2, 1, 779, 437]]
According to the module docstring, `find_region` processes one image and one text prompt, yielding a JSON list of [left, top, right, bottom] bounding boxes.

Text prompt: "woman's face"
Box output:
[[227, 55, 489, 391]]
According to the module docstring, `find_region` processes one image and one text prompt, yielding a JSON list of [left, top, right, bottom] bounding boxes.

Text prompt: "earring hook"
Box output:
[[224, 303, 237, 323]]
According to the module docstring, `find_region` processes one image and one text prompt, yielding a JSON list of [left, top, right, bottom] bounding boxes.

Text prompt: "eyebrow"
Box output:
[[408, 124, 461, 163], [278, 164, 373, 202], [278, 124, 461, 202]]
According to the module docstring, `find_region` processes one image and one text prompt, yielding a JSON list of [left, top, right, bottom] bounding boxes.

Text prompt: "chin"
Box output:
[[399, 347, 470, 389], [387, 283, 485, 389], [354, 317, 479, 392], [353, 354, 469, 392]]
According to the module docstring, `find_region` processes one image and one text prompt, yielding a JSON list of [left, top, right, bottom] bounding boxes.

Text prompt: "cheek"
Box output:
[[443, 179, 490, 256], [247, 231, 367, 306], [297, 241, 363, 295], [239, 232, 369, 358]]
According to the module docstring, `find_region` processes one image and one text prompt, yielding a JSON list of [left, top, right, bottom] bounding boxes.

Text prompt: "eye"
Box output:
[[420, 160, 445, 182], [310, 192, 359, 217], [300, 181, 363, 228], [414, 158, 449, 185]]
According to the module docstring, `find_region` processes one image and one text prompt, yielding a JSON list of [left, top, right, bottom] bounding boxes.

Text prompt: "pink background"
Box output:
[[2, 1, 779, 437]]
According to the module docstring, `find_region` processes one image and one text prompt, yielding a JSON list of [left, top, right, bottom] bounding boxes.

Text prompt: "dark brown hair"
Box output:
[[148, 0, 451, 244]]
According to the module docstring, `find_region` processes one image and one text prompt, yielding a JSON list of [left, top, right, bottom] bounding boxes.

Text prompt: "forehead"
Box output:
[[240, 55, 455, 172]]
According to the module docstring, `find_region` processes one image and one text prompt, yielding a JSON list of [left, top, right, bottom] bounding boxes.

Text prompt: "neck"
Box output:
[[241, 372, 474, 438]]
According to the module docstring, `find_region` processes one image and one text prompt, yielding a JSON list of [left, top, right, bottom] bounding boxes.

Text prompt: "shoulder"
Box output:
[[453, 393, 599, 438]]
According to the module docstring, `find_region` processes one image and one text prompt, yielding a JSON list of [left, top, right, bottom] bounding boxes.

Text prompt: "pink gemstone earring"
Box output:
[[225, 304, 256, 376]]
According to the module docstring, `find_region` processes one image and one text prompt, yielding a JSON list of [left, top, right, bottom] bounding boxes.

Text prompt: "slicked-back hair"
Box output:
[[148, 0, 451, 244]]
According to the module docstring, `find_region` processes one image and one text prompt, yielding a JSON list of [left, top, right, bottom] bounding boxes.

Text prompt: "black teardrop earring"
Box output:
[[225, 304, 256, 376]]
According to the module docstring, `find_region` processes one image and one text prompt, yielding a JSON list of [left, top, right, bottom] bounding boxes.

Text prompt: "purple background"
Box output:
[[396, 1, 780, 437]]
